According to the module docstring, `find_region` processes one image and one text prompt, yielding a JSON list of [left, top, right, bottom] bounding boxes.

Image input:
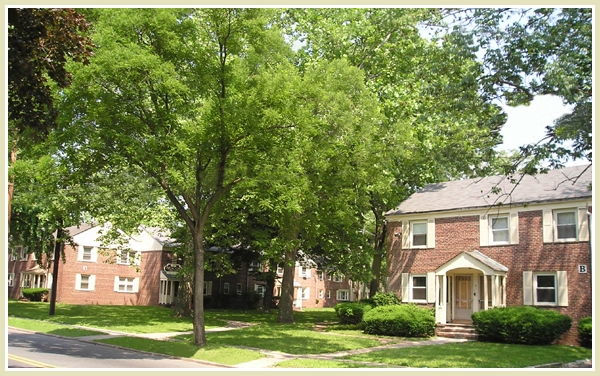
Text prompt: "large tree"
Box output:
[[59, 8, 309, 345], [287, 8, 505, 296], [7, 8, 94, 227]]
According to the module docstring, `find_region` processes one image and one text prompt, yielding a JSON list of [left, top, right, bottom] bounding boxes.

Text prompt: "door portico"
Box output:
[[434, 250, 507, 324]]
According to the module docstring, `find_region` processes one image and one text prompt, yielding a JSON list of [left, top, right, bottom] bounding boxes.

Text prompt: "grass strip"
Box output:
[[343, 341, 593, 368], [177, 323, 382, 355], [274, 359, 384, 368], [8, 317, 106, 337], [97, 336, 264, 366]]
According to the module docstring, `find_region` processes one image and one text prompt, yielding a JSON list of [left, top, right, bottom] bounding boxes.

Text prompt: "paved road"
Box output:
[[6, 327, 225, 369]]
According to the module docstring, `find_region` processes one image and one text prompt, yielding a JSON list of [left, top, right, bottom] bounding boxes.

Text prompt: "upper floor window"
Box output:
[[555, 210, 577, 240], [490, 216, 509, 244], [332, 273, 344, 282], [19, 247, 28, 261], [79, 246, 97, 262], [402, 219, 435, 249], [411, 221, 427, 247], [317, 270, 323, 281], [118, 250, 131, 265], [543, 208, 589, 243], [300, 266, 310, 278]]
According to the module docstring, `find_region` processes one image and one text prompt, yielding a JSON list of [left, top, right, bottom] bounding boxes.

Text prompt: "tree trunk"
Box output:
[[263, 261, 276, 312], [192, 231, 206, 346], [369, 215, 387, 297], [277, 247, 297, 323], [7, 138, 18, 231], [49, 221, 63, 316]]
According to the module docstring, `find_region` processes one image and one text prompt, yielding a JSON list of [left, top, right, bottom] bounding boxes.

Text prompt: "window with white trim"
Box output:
[[118, 250, 131, 265], [534, 274, 557, 305], [411, 276, 427, 302], [523, 271, 568, 307], [254, 284, 265, 297], [326, 290, 331, 299], [555, 210, 577, 240], [319, 289, 323, 299], [336, 290, 350, 301], [302, 287, 310, 300], [8, 273, 15, 287], [9, 247, 18, 261], [333, 273, 344, 282], [236, 283, 242, 295], [19, 247, 28, 261], [490, 216, 510, 244], [115, 276, 138, 293], [76, 274, 96, 291], [223, 282, 230, 294], [300, 266, 309, 278], [411, 221, 427, 247], [317, 270, 323, 281], [80, 246, 95, 262]]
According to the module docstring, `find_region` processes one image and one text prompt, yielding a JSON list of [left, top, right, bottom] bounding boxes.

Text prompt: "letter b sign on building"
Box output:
[[578, 265, 588, 273]]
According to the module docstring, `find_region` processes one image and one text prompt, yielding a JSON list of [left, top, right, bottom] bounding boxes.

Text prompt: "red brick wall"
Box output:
[[56, 246, 163, 306], [386, 210, 592, 345]]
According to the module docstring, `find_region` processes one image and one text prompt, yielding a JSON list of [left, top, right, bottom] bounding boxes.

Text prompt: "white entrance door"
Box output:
[[454, 276, 472, 321]]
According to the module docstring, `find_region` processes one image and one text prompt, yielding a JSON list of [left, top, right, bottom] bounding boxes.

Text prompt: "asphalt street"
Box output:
[[6, 327, 225, 369]]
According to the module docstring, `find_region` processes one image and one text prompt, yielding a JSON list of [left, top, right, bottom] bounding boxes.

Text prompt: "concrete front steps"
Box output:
[[436, 323, 479, 340]]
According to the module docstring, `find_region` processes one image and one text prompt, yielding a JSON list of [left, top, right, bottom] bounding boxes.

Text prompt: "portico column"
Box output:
[[483, 275, 488, 310]]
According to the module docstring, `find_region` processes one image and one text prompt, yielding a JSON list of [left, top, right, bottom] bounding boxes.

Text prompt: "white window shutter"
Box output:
[[77, 246, 83, 261], [401, 222, 410, 249], [135, 251, 142, 266], [557, 271, 568, 306], [427, 219, 435, 248], [89, 275, 96, 291], [133, 277, 140, 293], [92, 247, 98, 262], [480, 215, 489, 246], [426, 272, 436, 303], [510, 212, 519, 244], [306, 268, 311, 278], [75, 274, 82, 290], [578, 208, 589, 241], [523, 271, 533, 305], [542, 210, 554, 243], [401, 273, 409, 303], [305, 287, 310, 299], [114, 276, 120, 292]]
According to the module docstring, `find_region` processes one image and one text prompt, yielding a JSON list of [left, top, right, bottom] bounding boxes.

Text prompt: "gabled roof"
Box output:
[[386, 164, 592, 216], [436, 250, 508, 275], [64, 223, 94, 237]]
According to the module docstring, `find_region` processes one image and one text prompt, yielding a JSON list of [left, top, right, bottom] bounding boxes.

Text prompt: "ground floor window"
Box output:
[[534, 274, 556, 304], [204, 281, 213, 296], [8, 273, 15, 287], [411, 275, 427, 302], [223, 282, 230, 294], [255, 284, 265, 297], [302, 287, 310, 300], [115, 276, 138, 293], [236, 283, 242, 295], [327, 290, 331, 299], [336, 289, 349, 301]]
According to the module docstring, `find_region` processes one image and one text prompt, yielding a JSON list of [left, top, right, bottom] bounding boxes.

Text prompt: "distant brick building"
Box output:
[[385, 164, 592, 345], [8, 225, 357, 309]]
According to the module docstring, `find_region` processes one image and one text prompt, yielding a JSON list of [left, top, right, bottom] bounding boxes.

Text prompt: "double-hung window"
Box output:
[[76, 274, 95, 291], [8, 273, 15, 287], [81, 246, 94, 262], [555, 210, 577, 240], [534, 274, 556, 305], [223, 282, 230, 295], [411, 276, 427, 302], [411, 222, 427, 247], [490, 216, 510, 244], [302, 287, 310, 300], [115, 277, 138, 293]]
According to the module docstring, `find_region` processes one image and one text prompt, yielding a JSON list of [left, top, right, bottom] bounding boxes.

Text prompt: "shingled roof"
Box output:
[[386, 164, 592, 216]]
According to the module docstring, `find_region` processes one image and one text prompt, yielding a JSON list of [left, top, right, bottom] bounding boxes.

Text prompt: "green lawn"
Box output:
[[343, 342, 593, 368], [7, 301, 592, 368]]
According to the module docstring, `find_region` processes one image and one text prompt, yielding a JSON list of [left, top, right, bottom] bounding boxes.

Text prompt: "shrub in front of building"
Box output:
[[370, 292, 401, 307], [334, 302, 372, 324], [472, 306, 572, 345], [362, 304, 435, 337], [21, 288, 49, 302], [577, 316, 592, 348]]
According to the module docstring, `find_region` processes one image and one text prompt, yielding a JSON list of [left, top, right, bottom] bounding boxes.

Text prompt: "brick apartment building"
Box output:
[[8, 224, 357, 309], [385, 164, 592, 345]]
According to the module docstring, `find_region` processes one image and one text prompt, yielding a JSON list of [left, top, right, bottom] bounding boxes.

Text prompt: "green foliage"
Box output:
[[370, 292, 401, 307], [21, 288, 49, 302], [362, 304, 435, 337], [334, 302, 372, 325], [577, 317, 592, 348], [472, 306, 572, 345]]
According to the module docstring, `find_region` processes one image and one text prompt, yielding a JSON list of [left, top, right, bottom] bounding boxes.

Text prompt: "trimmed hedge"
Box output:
[[334, 302, 372, 324], [472, 306, 572, 345], [578, 316, 592, 348], [21, 288, 49, 302], [371, 292, 401, 307], [362, 304, 435, 337]]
